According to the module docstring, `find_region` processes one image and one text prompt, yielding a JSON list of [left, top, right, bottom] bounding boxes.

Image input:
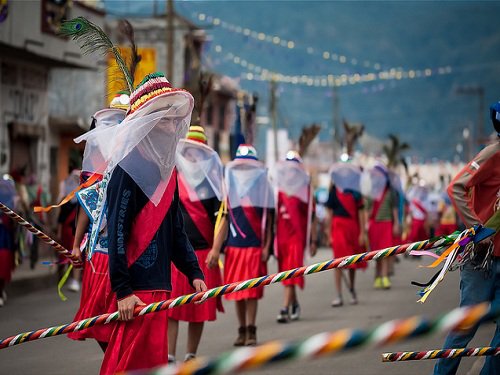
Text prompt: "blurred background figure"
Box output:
[[0, 174, 18, 307], [56, 165, 81, 292], [326, 160, 367, 306]]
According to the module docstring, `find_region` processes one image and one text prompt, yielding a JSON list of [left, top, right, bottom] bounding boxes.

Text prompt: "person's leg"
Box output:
[[246, 298, 258, 345], [332, 269, 343, 306], [278, 286, 292, 322], [380, 258, 391, 289], [348, 269, 358, 304], [480, 258, 500, 375], [185, 322, 204, 360], [168, 318, 179, 361], [434, 263, 495, 375], [97, 341, 108, 353], [234, 300, 247, 346], [246, 298, 258, 326], [290, 286, 297, 305], [290, 286, 301, 321]]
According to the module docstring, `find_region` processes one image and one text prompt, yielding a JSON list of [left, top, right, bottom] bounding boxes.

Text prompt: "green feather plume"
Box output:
[[60, 17, 134, 94]]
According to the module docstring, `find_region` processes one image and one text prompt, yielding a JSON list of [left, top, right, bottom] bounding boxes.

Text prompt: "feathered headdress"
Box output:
[[119, 19, 141, 83], [194, 72, 213, 124], [60, 17, 134, 94]]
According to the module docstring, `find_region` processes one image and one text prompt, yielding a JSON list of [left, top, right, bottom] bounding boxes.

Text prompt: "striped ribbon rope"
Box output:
[[0, 202, 82, 268], [382, 346, 500, 362], [132, 303, 499, 374], [0, 231, 459, 350]]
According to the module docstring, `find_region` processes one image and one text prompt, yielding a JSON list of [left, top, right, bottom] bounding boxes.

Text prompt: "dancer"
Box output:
[[364, 163, 402, 289], [167, 125, 227, 363], [224, 144, 274, 346], [0, 174, 17, 307], [273, 150, 316, 322], [433, 102, 500, 375], [326, 160, 367, 306], [67, 103, 128, 350]]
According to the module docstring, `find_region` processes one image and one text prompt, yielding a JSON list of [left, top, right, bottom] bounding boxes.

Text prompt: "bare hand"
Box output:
[[358, 233, 366, 248], [261, 247, 270, 262], [392, 223, 402, 238], [117, 295, 146, 321], [72, 246, 82, 262], [205, 250, 220, 269], [192, 279, 208, 293], [309, 242, 318, 257]]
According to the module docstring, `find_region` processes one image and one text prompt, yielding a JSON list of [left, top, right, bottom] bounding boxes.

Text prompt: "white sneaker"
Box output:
[[1, 290, 6, 302], [67, 279, 80, 292], [0, 297, 4, 308]]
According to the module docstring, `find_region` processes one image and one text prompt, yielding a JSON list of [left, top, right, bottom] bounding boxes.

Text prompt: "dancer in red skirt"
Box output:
[[167, 125, 227, 363], [224, 144, 274, 346], [56, 167, 81, 292], [273, 151, 316, 322], [326, 161, 367, 306], [365, 163, 402, 290], [86, 73, 206, 375], [68, 103, 127, 350], [0, 175, 17, 307]]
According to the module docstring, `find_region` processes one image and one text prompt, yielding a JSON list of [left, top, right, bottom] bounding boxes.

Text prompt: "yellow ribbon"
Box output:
[[57, 264, 73, 302]]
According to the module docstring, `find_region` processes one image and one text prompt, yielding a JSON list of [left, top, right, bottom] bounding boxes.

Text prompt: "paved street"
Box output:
[[0, 248, 494, 375]]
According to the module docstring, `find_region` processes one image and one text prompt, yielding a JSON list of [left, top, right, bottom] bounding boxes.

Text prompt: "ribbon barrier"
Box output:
[[382, 347, 500, 362], [0, 202, 82, 268], [130, 303, 498, 375], [0, 230, 462, 350]]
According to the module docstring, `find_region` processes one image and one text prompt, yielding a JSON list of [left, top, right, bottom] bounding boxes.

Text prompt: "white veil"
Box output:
[[270, 161, 310, 203], [329, 162, 362, 193], [175, 139, 224, 201], [225, 159, 274, 209], [75, 91, 194, 205]]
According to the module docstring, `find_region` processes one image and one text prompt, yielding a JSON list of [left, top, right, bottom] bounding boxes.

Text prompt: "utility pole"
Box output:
[[455, 85, 485, 148], [166, 0, 174, 82], [270, 78, 279, 162], [332, 84, 340, 159]]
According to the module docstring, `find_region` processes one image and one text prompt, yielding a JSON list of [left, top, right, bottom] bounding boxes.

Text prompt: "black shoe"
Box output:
[[276, 308, 290, 323], [290, 304, 301, 321]]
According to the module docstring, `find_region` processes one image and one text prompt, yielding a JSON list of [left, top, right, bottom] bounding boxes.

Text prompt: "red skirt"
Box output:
[[224, 247, 267, 301], [277, 236, 305, 288], [100, 291, 170, 375], [168, 249, 224, 322], [332, 217, 367, 269], [407, 219, 428, 243], [68, 252, 114, 342], [368, 220, 394, 251], [58, 227, 75, 264], [0, 249, 14, 283]]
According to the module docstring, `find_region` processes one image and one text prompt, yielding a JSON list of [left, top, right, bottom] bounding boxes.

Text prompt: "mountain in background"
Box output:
[[105, 0, 500, 161]]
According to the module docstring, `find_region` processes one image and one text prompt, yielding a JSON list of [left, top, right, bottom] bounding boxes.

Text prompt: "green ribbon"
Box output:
[[57, 264, 73, 302]]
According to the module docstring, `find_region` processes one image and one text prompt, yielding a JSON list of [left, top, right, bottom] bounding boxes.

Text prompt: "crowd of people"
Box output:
[[0, 17, 498, 375]]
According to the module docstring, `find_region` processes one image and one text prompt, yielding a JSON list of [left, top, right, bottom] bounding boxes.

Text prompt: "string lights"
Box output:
[[194, 12, 385, 70], [209, 44, 453, 88]]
